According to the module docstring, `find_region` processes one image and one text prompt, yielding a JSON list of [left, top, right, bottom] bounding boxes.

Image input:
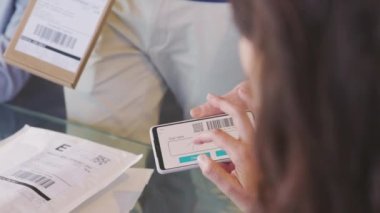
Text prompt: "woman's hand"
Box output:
[[193, 93, 260, 212], [190, 81, 255, 118]]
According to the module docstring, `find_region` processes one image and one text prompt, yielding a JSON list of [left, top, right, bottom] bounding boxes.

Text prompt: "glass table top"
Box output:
[[0, 103, 239, 213], [0, 103, 150, 167]]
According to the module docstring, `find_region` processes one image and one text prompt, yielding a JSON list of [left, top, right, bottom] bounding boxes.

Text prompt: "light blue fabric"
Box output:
[[0, 0, 29, 103]]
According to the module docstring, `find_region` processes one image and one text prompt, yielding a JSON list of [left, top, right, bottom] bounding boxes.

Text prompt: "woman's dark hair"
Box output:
[[231, 0, 380, 212]]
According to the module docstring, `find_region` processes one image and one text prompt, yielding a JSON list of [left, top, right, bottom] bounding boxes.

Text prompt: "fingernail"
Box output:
[[190, 107, 201, 117], [206, 93, 217, 100], [194, 133, 213, 144], [197, 154, 209, 164]]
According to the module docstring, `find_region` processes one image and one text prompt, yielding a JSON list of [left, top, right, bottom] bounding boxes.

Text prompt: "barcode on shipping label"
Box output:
[[34, 24, 77, 49], [12, 0, 111, 73], [13, 170, 55, 189]]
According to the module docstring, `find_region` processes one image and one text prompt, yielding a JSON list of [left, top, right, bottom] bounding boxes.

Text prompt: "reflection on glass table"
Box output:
[[0, 104, 239, 213]]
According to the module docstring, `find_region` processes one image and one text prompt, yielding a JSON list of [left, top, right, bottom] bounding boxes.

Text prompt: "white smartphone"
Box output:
[[150, 112, 254, 174]]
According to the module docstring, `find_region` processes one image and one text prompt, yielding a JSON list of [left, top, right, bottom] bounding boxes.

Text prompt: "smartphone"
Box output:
[[150, 112, 254, 174]]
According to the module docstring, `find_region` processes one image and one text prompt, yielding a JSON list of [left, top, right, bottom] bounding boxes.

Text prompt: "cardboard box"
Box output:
[[4, 0, 114, 88]]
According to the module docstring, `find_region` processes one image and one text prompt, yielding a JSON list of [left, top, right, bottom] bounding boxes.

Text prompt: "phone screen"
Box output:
[[151, 114, 240, 171]]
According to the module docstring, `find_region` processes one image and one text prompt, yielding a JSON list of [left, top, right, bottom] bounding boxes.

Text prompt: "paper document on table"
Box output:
[[73, 168, 153, 213], [0, 126, 142, 213]]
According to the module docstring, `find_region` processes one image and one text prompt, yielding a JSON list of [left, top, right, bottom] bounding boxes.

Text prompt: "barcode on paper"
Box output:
[[34, 24, 77, 49], [13, 170, 55, 189], [206, 118, 234, 131]]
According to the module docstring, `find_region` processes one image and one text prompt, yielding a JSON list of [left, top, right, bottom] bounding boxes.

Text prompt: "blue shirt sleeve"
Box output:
[[0, 0, 30, 103]]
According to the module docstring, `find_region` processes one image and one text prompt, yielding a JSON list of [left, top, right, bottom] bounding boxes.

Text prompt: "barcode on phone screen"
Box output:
[[192, 117, 234, 133], [206, 118, 234, 130], [192, 123, 204, 133], [34, 24, 77, 49], [13, 170, 55, 189]]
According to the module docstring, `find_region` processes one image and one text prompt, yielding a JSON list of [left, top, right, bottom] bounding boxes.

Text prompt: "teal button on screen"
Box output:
[[216, 150, 227, 157], [179, 153, 211, 163]]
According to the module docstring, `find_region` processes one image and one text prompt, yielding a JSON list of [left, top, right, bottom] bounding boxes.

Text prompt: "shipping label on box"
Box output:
[[4, 0, 114, 88]]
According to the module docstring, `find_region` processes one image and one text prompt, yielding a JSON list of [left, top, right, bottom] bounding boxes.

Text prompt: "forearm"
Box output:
[[0, 0, 30, 103], [0, 36, 29, 103]]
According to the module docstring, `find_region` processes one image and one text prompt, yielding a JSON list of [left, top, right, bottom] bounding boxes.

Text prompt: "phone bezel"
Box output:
[[150, 113, 238, 174]]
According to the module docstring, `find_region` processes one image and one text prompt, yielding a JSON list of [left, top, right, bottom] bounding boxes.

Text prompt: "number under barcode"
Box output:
[[13, 170, 55, 189], [206, 118, 234, 131], [34, 24, 77, 49]]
